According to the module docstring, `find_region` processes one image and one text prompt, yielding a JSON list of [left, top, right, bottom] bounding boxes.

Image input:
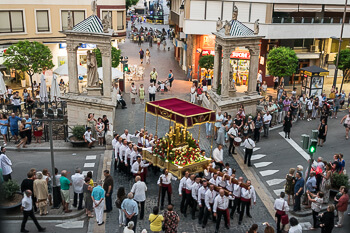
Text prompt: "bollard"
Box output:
[[311, 130, 318, 140], [302, 134, 310, 149]]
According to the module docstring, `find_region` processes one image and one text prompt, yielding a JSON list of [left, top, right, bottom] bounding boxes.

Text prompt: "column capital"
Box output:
[[215, 43, 221, 51], [222, 47, 232, 57], [99, 46, 111, 56], [66, 42, 78, 52], [248, 46, 260, 56]]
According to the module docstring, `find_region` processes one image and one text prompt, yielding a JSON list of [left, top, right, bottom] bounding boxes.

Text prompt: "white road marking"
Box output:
[[243, 147, 260, 152], [56, 220, 84, 229], [250, 154, 266, 160], [260, 170, 279, 176], [254, 162, 272, 168], [266, 179, 285, 186], [299, 222, 312, 230], [278, 132, 310, 161], [86, 155, 96, 160], [84, 163, 95, 168], [82, 171, 93, 176], [273, 189, 285, 196]]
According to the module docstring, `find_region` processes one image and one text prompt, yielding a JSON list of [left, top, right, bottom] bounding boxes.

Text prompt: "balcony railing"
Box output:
[[272, 17, 350, 24]]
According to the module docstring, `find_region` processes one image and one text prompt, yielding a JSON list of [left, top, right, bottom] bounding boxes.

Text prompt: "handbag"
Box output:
[[281, 201, 289, 225]]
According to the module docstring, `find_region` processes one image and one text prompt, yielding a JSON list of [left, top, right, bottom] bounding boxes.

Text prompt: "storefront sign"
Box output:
[[201, 50, 250, 59], [202, 49, 215, 56], [59, 43, 96, 49], [319, 72, 329, 76]]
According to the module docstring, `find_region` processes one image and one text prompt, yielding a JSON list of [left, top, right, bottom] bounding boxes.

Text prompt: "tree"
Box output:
[[3, 40, 54, 98], [126, 0, 139, 10], [93, 47, 121, 68], [266, 47, 298, 78], [199, 55, 214, 71], [335, 49, 350, 85]]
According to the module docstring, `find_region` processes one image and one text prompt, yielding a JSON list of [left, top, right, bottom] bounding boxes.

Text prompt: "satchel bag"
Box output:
[[281, 202, 289, 225]]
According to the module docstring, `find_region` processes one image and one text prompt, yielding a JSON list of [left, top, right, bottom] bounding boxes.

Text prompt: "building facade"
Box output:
[[0, 0, 126, 69], [170, 0, 350, 85]]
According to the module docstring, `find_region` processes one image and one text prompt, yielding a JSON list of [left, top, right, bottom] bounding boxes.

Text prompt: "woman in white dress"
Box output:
[[95, 118, 105, 146], [130, 82, 138, 104], [190, 83, 196, 104]]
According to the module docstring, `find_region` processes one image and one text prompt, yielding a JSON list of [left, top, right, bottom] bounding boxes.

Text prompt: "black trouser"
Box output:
[[216, 162, 224, 171], [21, 210, 43, 231], [191, 198, 197, 218], [244, 148, 253, 166], [294, 194, 301, 211], [161, 186, 171, 207], [137, 201, 145, 219], [126, 214, 138, 231], [203, 203, 215, 226], [228, 138, 235, 154], [216, 209, 229, 230], [312, 210, 319, 228], [276, 212, 285, 233], [149, 93, 155, 101], [180, 188, 186, 213], [33, 196, 38, 212], [183, 192, 193, 214], [198, 199, 205, 224], [231, 197, 241, 216], [73, 192, 83, 209], [3, 173, 11, 182], [254, 128, 260, 142], [316, 174, 322, 191], [239, 200, 250, 222], [105, 191, 113, 212], [26, 129, 32, 144], [53, 186, 62, 209], [150, 79, 156, 84]]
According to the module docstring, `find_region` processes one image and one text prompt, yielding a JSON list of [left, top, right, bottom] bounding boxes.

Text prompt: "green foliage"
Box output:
[[267, 47, 298, 78], [72, 125, 86, 141], [0, 180, 20, 200], [93, 47, 121, 68], [335, 49, 350, 82], [199, 55, 214, 71], [3, 40, 54, 97], [126, 0, 139, 10], [331, 172, 349, 189]]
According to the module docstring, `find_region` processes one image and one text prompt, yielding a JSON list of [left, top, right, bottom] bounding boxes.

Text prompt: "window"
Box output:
[[117, 11, 124, 30], [36, 10, 50, 32], [61, 10, 85, 30], [0, 10, 24, 33], [102, 11, 113, 29]]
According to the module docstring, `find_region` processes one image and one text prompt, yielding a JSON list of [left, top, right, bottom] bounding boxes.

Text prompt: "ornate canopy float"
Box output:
[[142, 98, 215, 178]]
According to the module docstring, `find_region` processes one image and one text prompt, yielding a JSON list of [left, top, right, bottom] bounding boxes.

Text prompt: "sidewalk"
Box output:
[[3, 140, 105, 151]]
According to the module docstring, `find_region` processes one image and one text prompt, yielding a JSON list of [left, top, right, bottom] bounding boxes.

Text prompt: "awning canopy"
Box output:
[[274, 4, 298, 12], [146, 98, 216, 128], [325, 5, 350, 12], [300, 65, 329, 76], [298, 4, 322, 12]]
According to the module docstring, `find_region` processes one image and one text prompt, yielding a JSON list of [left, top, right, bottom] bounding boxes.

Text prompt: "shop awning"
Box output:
[[145, 98, 216, 128], [274, 4, 299, 12], [300, 65, 329, 76], [298, 4, 322, 12], [296, 53, 320, 60], [324, 5, 350, 12]]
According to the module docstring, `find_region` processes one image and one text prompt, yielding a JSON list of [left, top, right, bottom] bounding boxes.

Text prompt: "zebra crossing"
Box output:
[[82, 154, 98, 175]]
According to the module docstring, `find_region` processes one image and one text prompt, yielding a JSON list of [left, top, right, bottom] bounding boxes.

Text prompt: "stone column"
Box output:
[[247, 46, 260, 95], [100, 45, 112, 98], [66, 42, 79, 94], [221, 46, 231, 98], [212, 43, 222, 92]]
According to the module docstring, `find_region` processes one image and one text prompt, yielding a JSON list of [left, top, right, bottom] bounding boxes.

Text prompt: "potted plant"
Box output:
[[331, 173, 349, 189], [68, 125, 87, 147], [0, 180, 23, 209]]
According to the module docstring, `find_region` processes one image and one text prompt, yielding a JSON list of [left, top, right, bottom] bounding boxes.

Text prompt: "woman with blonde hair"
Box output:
[[285, 168, 296, 205], [33, 172, 49, 215]]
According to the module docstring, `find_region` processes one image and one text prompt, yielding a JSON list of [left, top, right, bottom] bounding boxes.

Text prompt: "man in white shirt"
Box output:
[[212, 144, 224, 170], [183, 174, 195, 217], [209, 173, 222, 186], [179, 171, 189, 213], [197, 179, 208, 225], [124, 143, 133, 175], [120, 129, 136, 142], [274, 192, 289, 233], [148, 83, 156, 101], [191, 176, 201, 220], [71, 168, 84, 210], [228, 123, 238, 155], [131, 176, 147, 220], [202, 183, 217, 228], [263, 111, 272, 138], [242, 135, 256, 167], [214, 111, 224, 139], [21, 190, 46, 232], [119, 139, 128, 173], [0, 147, 12, 181], [129, 145, 140, 167], [83, 127, 96, 148], [114, 136, 122, 171], [213, 188, 230, 232], [131, 156, 150, 182], [157, 169, 177, 209], [239, 180, 256, 225], [230, 176, 243, 219]]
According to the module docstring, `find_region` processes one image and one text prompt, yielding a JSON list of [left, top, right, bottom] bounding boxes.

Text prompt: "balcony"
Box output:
[[272, 17, 350, 24]]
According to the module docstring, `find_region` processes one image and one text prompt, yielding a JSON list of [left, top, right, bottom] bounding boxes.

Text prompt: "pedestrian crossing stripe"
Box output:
[[254, 162, 272, 168], [273, 189, 285, 196], [259, 170, 279, 176], [82, 171, 93, 176], [266, 179, 285, 186], [86, 155, 97, 160], [250, 154, 266, 160], [84, 163, 95, 168]]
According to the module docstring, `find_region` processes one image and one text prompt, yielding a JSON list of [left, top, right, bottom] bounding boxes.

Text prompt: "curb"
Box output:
[[5, 146, 106, 152], [1, 209, 85, 221], [290, 206, 328, 217]]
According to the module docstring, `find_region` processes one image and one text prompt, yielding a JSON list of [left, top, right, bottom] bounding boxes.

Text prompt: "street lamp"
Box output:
[[332, 0, 348, 88]]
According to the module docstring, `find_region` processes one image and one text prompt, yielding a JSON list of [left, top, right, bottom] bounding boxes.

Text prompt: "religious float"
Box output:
[[142, 98, 216, 178]]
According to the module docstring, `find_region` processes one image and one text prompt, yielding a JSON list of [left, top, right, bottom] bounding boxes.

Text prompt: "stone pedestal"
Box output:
[[87, 87, 102, 96], [62, 93, 116, 146]]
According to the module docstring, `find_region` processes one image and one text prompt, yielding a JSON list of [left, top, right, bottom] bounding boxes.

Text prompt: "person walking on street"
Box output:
[[283, 111, 292, 139], [91, 180, 105, 226], [157, 169, 176, 209], [60, 170, 72, 213], [167, 70, 174, 91], [340, 111, 350, 139], [178, 171, 189, 214], [20, 190, 46, 232], [243, 135, 255, 167], [138, 84, 145, 104], [274, 192, 289, 233], [71, 168, 84, 210], [131, 176, 147, 220], [148, 83, 156, 101], [103, 170, 113, 213], [163, 204, 180, 233], [139, 48, 144, 64], [190, 83, 196, 104], [213, 188, 230, 233], [197, 84, 203, 105], [149, 206, 164, 233], [263, 111, 272, 138], [318, 118, 327, 147], [197, 179, 208, 224], [239, 180, 256, 225], [0, 146, 12, 181], [145, 49, 151, 64], [202, 184, 217, 228], [150, 68, 158, 84], [228, 123, 238, 155], [293, 172, 304, 211], [122, 192, 139, 231]]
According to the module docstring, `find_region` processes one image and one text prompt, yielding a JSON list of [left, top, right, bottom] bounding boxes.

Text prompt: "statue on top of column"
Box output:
[[102, 12, 111, 33], [67, 11, 73, 30], [216, 17, 223, 32], [232, 5, 238, 20], [91, 0, 97, 15], [254, 19, 260, 34], [224, 20, 231, 36], [87, 50, 100, 87]]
